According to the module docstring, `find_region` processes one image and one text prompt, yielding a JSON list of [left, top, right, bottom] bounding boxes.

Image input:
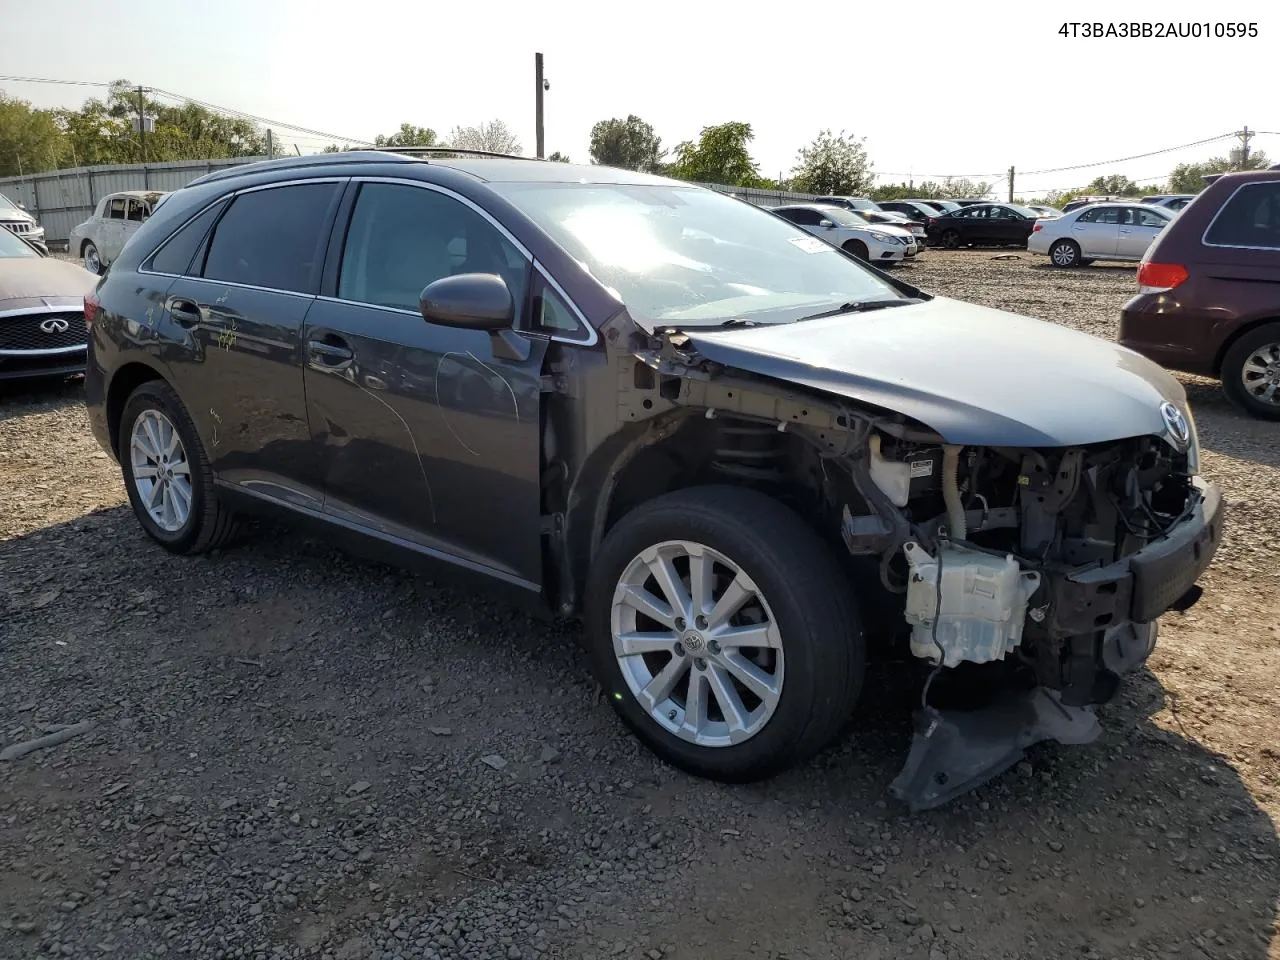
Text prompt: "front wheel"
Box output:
[[1221, 322, 1280, 420], [585, 485, 865, 783], [119, 381, 246, 553], [83, 242, 102, 275], [842, 239, 869, 261]]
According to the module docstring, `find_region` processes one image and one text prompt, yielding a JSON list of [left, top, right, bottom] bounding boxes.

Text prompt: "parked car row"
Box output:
[[0, 191, 48, 254]]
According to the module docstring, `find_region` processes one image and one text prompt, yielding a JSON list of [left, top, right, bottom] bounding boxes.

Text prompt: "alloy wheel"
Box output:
[[1241, 342, 1280, 406], [1051, 241, 1078, 267], [610, 540, 784, 748], [129, 409, 194, 532], [84, 244, 101, 274]]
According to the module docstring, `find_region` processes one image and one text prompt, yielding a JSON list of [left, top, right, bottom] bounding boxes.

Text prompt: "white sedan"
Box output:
[[771, 203, 917, 265], [1027, 201, 1173, 268]]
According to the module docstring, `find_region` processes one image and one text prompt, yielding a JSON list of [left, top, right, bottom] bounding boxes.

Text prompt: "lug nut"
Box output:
[[673, 643, 685, 657], [695, 658, 707, 671], [695, 615, 708, 629], [707, 639, 721, 655], [674, 618, 686, 631]]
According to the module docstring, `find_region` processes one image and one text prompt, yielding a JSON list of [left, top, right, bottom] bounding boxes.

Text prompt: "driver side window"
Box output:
[[338, 183, 530, 315]]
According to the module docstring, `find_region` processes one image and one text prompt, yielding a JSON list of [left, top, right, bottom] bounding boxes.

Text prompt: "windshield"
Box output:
[[0, 227, 39, 258], [492, 182, 905, 328], [815, 206, 869, 227], [931, 200, 961, 212], [1009, 204, 1042, 217]]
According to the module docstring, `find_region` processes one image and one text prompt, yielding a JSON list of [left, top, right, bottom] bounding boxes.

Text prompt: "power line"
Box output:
[[1018, 133, 1236, 175], [0, 75, 113, 88]]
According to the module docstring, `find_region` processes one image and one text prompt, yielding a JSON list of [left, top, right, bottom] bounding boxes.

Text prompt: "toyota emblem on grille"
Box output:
[[39, 317, 70, 334], [1159, 400, 1190, 446]]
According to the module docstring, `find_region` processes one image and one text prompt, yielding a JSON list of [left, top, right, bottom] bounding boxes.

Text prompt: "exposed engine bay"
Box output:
[[606, 327, 1226, 810]]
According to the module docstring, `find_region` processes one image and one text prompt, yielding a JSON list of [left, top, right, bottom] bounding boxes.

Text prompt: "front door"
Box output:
[[161, 179, 346, 509], [302, 180, 548, 589], [99, 196, 128, 262], [1070, 207, 1121, 257]]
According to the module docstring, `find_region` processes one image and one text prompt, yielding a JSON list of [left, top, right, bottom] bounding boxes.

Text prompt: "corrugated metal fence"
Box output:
[[0, 158, 822, 246], [0, 157, 268, 246]]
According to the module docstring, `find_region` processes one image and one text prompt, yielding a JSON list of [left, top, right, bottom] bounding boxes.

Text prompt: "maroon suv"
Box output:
[[1119, 169, 1280, 419]]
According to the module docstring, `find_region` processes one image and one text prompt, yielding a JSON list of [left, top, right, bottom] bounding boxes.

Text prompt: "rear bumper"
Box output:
[[1118, 293, 1220, 378], [1045, 477, 1224, 636]]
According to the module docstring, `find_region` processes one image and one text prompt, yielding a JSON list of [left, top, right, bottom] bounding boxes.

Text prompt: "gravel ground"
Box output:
[[1, 250, 1277, 960]]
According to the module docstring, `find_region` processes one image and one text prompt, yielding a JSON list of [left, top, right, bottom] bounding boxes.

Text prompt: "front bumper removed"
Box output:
[[889, 478, 1225, 812]]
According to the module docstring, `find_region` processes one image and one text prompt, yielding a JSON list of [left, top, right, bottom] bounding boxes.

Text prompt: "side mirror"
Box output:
[[419, 273, 513, 330], [820, 219, 836, 229]]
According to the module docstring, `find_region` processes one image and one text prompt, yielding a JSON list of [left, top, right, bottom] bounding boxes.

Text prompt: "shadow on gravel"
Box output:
[[2, 501, 1277, 959], [1028, 262, 1137, 273]]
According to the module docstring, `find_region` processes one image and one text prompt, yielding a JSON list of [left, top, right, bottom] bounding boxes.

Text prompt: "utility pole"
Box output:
[[1007, 165, 1015, 202], [135, 85, 148, 163], [534, 52, 546, 159], [266, 128, 274, 160], [1236, 125, 1253, 169]]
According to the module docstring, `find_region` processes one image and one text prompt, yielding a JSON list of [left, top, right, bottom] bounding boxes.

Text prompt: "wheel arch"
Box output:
[[106, 360, 168, 455], [1212, 315, 1280, 378]]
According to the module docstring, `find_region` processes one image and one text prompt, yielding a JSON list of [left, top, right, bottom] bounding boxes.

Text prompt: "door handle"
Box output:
[[167, 297, 202, 327], [307, 337, 354, 369]]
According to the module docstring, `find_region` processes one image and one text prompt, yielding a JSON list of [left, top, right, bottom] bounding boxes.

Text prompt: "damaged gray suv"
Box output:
[[83, 151, 1225, 810]]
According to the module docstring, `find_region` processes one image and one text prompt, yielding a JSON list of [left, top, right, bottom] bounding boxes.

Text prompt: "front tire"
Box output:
[[585, 486, 865, 783], [843, 239, 869, 261], [1221, 323, 1280, 420], [1049, 239, 1081, 267], [118, 381, 246, 554], [83, 242, 102, 275]]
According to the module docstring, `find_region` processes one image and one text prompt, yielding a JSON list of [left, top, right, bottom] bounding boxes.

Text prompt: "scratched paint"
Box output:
[[435, 351, 521, 458]]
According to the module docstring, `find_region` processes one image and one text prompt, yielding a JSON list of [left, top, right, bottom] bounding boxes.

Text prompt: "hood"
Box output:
[[0, 257, 99, 304], [0, 207, 36, 225], [681, 296, 1187, 448]]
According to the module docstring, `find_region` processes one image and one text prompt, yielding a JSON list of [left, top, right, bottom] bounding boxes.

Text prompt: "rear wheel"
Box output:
[[940, 229, 961, 249], [585, 486, 865, 783], [1049, 239, 1081, 267], [843, 239, 869, 261], [1221, 323, 1280, 420], [118, 381, 246, 553]]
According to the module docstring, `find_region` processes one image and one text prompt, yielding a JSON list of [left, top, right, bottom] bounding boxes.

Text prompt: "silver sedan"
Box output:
[[1027, 202, 1173, 267]]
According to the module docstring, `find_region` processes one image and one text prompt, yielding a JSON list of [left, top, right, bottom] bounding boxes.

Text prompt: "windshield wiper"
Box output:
[[795, 298, 921, 323]]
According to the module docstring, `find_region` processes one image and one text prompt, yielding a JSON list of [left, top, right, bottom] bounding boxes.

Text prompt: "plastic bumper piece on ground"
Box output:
[[889, 687, 1101, 812]]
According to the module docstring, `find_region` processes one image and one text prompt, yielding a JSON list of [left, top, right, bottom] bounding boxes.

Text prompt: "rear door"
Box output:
[[1070, 207, 1120, 257], [301, 178, 551, 589], [1198, 180, 1280, 343], [161, 178, 346, 509], [1117, 206, 1169, 259]]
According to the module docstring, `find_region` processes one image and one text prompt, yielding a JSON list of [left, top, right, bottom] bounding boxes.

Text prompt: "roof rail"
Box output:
[[370, 147, 539, 160]]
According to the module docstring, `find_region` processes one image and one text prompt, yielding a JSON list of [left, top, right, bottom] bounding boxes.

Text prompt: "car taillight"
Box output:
[[84, 292, 99, 329], [926, 217, 937, 228], [1032, 222, 1043, 232], [1136, 261, 1188, 294]]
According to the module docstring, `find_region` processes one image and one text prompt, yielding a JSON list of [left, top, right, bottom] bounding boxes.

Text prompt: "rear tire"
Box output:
[[82, 242, 102, 275], [585, 485, 865, 783], [1049, 239, 1081, 267], [941, 230, 961, 249], [118, 381, 246, 554], [1221, 322, 1280, 420], [843, 239, 869, 261]]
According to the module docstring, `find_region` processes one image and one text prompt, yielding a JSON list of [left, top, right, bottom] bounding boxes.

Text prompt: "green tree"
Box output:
[[1084, 174, 1142, 196], [547, 150, 571, 162], [667, 122, 767, 187], [0, 93, 66, 176], [374, 123, 438, 148], [789, 129, 873, 195], [587, 115, 663, 171], [1168, 151, 1270, 193]]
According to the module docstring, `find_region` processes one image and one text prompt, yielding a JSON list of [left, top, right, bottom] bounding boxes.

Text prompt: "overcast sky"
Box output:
[[2, 0, 1274, 196]]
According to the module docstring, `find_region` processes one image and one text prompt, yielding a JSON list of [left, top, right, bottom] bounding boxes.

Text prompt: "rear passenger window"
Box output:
[[147, 200, 227, 276], [1205, 182, 1280, 249], [107, 198, 127, 219], [202, 182, 340, 293]]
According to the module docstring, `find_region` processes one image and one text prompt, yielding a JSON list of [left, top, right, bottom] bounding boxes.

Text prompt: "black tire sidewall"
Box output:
[[942, 230, 960, 248], [844, 240, 868, 261], [1222, 324, 1280, 420], [118, 382, 211, 551], [584, 486, 863, 782]]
